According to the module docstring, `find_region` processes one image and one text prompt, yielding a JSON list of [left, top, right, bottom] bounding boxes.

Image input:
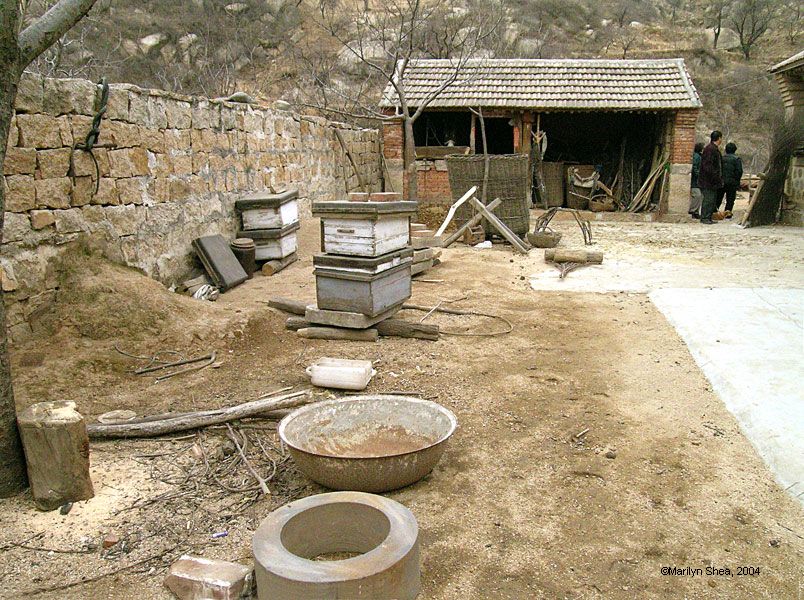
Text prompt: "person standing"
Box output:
[[718, 142, 743, 219], [698, 130, 723, 224], [688, 142, 704, 219]]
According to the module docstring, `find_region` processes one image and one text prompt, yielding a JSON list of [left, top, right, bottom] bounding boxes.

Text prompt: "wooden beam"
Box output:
[[467, 196, 529, 254], [435, 186, 477, 237], [441, 197, 502, 248]]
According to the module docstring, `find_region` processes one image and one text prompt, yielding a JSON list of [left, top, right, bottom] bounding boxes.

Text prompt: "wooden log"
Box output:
[[297, 327, 378, 342], [286, 316, 311, 331], [18, 401, 94, 511], [376, 319, 439, 341], [291, 317, 437, 340], [261, 252, 297, 276], [267, 297, 309, 315], [544, 249, 604, 264], [441, 197, 502, 248], [86, 390, 312, 439]]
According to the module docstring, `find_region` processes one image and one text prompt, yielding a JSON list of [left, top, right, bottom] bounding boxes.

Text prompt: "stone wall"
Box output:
[[2, 73, 381, 343]]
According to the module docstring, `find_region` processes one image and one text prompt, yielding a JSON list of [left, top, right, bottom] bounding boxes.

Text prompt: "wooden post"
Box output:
[[469, 112, 476, 154], [18, 401, 94, 511]]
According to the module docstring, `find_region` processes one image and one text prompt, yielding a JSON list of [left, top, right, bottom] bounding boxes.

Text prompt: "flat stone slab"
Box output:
[[305, 304, 401, 329]]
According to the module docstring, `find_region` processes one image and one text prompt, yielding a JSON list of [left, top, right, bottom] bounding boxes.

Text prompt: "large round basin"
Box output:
[[278, 395, 457, 492]]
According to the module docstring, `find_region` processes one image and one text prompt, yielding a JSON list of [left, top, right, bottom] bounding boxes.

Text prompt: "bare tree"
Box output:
[[293, 0, 503, 199], [704, 0, 733, 49], [779, 0, 802, 46], [0, 0, 99, 496], [729, 0, 776, 59]]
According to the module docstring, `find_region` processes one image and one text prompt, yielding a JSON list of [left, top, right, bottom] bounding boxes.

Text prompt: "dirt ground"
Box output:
[[1, 217, 802, 599]]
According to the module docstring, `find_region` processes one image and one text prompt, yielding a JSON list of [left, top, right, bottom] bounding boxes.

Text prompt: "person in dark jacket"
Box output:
[[688, 142, 704, 218], [716, 142, 743, 218], [698, 130, 723, 224]]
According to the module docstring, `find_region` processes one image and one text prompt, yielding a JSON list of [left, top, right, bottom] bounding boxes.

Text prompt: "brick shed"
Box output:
[[769, 50, 804, 226], [379, 58, 702, 216]]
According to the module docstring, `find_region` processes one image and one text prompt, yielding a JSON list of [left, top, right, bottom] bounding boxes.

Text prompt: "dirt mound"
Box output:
[[53, 248, 218, 343]]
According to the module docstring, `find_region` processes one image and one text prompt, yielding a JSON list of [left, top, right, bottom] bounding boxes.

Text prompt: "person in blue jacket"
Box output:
[[717, 142, 743, 219]]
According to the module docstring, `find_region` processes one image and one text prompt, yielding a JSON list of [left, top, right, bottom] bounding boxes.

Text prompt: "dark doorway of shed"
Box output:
[[482, 118, 515, 154], [536, 111, 667, 208], [413, 112, 471, 148]]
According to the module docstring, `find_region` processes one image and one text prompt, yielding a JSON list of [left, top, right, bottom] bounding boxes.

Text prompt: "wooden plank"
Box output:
[[467, 196, 529, 254], [435, 186, 477, 237], [305, 304, 401, 329], [441, 197, 502, 248], [410, 259, 434, 275]]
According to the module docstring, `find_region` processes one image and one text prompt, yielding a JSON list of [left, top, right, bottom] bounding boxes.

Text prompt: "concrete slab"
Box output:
[[649, 287, 804, 504]]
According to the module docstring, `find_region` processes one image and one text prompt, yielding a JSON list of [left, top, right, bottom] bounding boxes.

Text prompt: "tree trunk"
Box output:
[[0, 65, 28, 497], [403, 116, 418, 200]]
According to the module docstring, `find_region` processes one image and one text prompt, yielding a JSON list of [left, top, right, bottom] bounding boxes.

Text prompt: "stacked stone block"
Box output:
[[2, 73, 382, 342]]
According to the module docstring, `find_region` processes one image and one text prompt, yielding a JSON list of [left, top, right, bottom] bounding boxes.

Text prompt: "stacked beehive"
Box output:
[[304, 193, 419, 335], [235, 189, 300, 270]]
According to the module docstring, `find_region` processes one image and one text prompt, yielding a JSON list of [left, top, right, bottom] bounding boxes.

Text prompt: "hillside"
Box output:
[[20, 0, 801, 168]]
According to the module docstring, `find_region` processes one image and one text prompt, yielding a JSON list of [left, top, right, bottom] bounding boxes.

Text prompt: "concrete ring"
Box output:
[[253, 491, 420, 599]]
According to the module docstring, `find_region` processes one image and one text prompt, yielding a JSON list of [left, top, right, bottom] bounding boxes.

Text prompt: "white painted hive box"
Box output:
[[312, 201, 418, 258], [237, 222, 299, 260], [236, 189, 299, 231]]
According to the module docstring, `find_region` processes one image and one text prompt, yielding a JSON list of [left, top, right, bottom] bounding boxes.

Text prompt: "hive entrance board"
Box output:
[[192, 235, 248, 292]]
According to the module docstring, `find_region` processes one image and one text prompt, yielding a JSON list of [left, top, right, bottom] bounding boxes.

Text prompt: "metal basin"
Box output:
[[278, 395, 457, 493]]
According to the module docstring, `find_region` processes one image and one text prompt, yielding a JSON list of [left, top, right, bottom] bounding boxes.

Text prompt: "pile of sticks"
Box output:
[[626, 153, 669, 213]]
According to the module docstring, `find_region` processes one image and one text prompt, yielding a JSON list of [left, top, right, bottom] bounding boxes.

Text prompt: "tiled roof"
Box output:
[[769, 50, 804, 74], [379, 58, 702, 111]]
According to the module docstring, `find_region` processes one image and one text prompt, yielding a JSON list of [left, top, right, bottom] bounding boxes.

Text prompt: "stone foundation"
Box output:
[[2, 73, 381, 342]]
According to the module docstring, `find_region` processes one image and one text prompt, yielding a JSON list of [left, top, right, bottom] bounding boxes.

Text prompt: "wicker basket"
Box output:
[[446, 154, 530, 236]]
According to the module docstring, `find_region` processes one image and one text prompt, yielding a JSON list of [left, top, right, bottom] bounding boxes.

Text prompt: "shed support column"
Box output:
[[666, 108, 700, 215]]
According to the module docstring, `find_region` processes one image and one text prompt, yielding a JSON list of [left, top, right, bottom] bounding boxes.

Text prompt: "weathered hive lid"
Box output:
[[235, 189, 298, 211], [311, 200, 418, 218], [236, 221, 300, 240], [313, 247, 413, 270]]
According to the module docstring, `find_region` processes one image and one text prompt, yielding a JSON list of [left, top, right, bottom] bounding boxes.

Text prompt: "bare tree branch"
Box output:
[[18, 0, 98, 66]]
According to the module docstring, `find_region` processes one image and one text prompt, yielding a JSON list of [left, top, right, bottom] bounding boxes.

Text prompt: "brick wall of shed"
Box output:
[[2, 73, 381, 343], [667, 108, 700, 214]]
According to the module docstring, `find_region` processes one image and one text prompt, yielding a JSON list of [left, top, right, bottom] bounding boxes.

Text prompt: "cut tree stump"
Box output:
[[18, 401, 94, 511], [544, 249, 604, 264]]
